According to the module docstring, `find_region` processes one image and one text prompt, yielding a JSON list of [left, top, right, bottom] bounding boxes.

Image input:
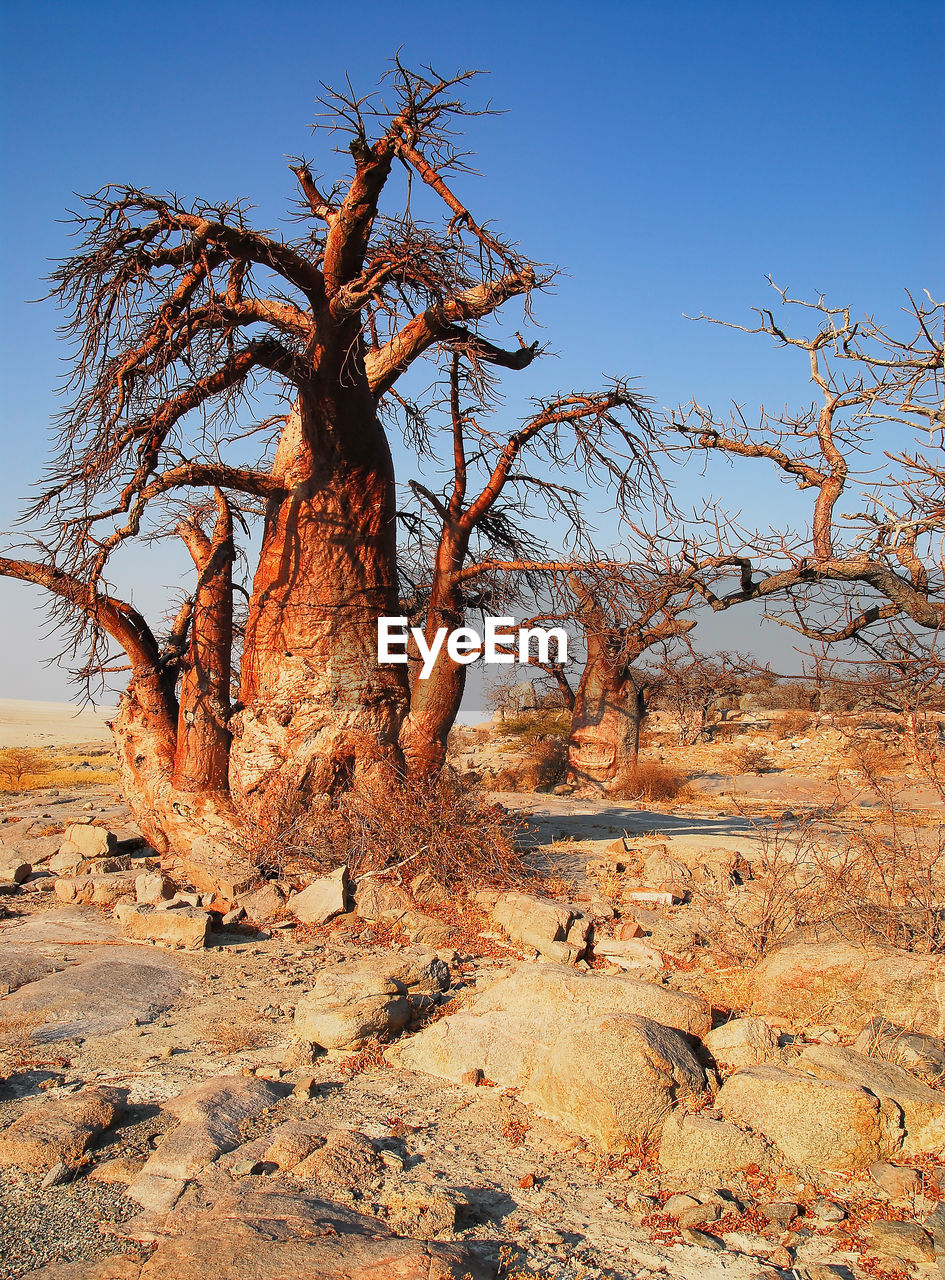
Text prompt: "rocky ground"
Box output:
[[1, 718, 944, 1279]]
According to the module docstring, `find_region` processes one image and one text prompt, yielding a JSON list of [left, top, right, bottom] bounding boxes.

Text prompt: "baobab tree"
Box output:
[[455, 549, 742, 788], [0, 65, 654, 887]]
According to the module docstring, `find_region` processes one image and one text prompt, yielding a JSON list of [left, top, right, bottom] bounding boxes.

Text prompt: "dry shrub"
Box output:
[[692, 804, 945, 967], [847, 736, 906, 781], [609, 760, 691, 802], [492, 734, 568, 793], [263, 770, 528, 892], [206, 1018, 270, 1054], [777, 710, 812, 739], [732, 743, 772, 774], [500, 711, 570, 740], [753, 681, 816, 710]]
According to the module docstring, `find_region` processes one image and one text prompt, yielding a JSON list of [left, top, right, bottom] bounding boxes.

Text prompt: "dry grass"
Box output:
[[609, 759, 692, 802], [339, 1037, 388, 1075], [0, 746, 118, 792], [0, 1012, 45, 1076]]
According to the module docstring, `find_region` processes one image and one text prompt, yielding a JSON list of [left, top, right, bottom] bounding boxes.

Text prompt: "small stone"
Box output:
[[0, 854, 31, 884], [809, 1197, 846, 1223], [663, 1193, 701, 1217], [869, 1160, 921, 1197], [59, 823, 117, 860], [87, 1156, 143, 1185], [461, 1068, 484, 1087], [290, 867, 351, 926], [282, 1038, 319, 1071], [221, 907, 245, 927], [761, 1201, 799, 1228], [681, 1228, 724, 1251], [704, 1016, 778, 1070], [238, 882, 286, 923], [135, 871, 176, 905], [678, 1202, 720, 1229], [868, 1219, 935, 1263], [231, 1157, 267, 1178], [115, 901, 208, 949], [40, 1161, 72, 1187], [518, 1172, 536, 1189]]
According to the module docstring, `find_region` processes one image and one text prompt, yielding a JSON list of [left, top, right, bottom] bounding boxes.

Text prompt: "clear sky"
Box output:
[[1, 0, 941, 708]]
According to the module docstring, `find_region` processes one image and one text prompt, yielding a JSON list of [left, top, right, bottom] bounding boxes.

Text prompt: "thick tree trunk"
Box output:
[[567, 639, 646, 789], [230, 379, 409, 813]]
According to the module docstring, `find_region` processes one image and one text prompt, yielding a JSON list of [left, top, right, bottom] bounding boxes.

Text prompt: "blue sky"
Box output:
[[0, 0, 941, 706]]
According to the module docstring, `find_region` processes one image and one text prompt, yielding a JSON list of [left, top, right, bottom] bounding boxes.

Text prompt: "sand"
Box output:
[[0, 698, 115, 747]]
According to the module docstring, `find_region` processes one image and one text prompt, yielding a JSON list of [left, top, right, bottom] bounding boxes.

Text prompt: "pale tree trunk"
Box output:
[[567, 635, 646, 789]]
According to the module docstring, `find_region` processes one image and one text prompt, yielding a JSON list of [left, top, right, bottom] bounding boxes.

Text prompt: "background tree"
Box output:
[[670, 285, 945, 643], [648, 650, 755, 745], [394, 354, 653, 774]]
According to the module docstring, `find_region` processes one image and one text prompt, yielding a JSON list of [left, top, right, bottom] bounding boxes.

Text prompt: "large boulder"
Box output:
[[388, 963, 709, 1150], [524, 1013, 705, 1149], [464, 962, 709, 1037], [54, 872, 137, 906], [20, 1181, 494, 1279], [798, 1042, 945, 1156], [715, 1063, 899, 1171], [658, 1108, 772, 1175], [1, 951, 192, 1042], [750, 940, 945, 1036], [0, 1086, 124, 1173]]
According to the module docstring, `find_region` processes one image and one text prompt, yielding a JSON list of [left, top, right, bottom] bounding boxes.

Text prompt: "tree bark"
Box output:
[[173, 491, 234, 795], [230, 377, 409, 813]]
